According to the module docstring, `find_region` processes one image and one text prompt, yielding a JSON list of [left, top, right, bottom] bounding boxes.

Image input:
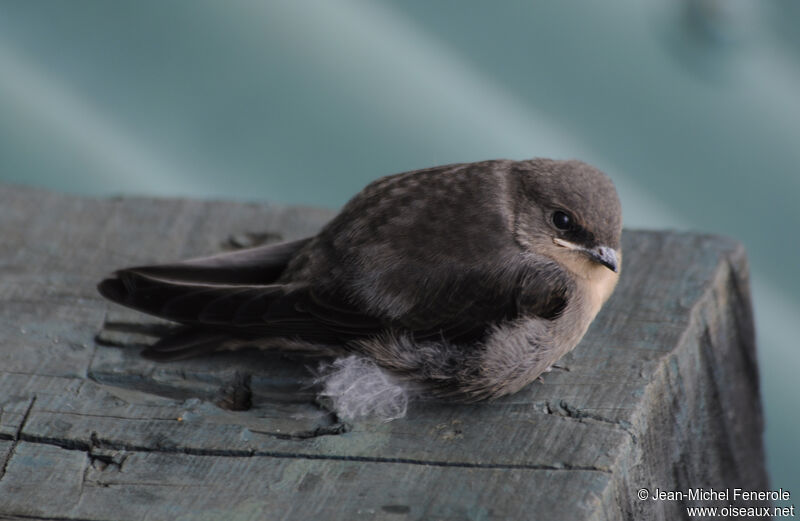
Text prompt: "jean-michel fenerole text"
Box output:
[[649, 487, 791, 503]]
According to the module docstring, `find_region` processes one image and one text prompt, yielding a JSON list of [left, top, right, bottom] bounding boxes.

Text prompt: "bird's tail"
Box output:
[[96, 238, 342, 360], [98, 237, 311, 321]]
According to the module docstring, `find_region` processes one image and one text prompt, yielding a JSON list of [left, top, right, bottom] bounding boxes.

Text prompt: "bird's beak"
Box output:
[[553, 239, 620, 273], [587, 245, 619, 273]]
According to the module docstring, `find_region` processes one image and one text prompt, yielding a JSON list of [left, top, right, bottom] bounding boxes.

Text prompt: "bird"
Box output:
[[98, 158, 622, 402]]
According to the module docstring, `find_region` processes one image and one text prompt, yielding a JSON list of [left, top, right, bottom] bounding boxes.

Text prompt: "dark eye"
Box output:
[[552, 211, 573, 231]]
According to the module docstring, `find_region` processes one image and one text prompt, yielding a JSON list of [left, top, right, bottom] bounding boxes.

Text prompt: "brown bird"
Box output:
[[98, 159, 622, 401]]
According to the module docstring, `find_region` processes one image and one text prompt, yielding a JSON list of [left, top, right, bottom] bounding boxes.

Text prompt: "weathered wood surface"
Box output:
[[0, 184, 767, 520]]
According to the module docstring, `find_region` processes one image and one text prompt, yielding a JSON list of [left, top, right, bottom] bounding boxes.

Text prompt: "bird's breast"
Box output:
[[583, 263, 620, 321]]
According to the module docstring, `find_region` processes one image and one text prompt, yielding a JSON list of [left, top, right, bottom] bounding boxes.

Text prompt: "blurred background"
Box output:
[[1, 0, 797, 490]]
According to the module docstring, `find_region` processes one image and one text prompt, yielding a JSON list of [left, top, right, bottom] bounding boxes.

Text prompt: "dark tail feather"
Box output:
[[97, 277, 130, 305], [97, 237, 311, 322], [120, 237, 311, 285], [98, 270, 287, 326], [141, 326, 230, 361]]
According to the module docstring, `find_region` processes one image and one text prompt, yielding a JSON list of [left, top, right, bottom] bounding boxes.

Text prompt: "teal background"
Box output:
[[1, 1, 798, 492]]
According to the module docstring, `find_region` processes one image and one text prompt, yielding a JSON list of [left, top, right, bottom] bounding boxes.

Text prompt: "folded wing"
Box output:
[[98, 238, 568, 360]]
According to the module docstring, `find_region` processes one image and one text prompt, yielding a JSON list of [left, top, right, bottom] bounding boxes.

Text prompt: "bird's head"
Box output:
[[513, 159, 622, 277]]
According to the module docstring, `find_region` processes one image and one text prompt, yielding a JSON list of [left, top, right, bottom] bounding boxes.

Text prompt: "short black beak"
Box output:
[[588, 245, 619, 273]]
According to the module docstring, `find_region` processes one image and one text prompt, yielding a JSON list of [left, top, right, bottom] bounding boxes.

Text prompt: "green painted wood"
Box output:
[[0, 184, 767, 520]]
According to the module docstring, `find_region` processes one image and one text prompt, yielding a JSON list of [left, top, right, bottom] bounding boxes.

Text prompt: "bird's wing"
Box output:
[[97, 237, 352, 354], [302, 255, 570, 345], [113, 237, 312, 285], [98, 263, 388, 357], [98, 236, 568, 359], [98, 237, 310, 322], [99, 269, 288, 328], [97, 235, 391, 344]]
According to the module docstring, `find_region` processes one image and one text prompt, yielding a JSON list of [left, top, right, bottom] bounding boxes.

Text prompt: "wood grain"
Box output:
[[0, 184, 767, 520]]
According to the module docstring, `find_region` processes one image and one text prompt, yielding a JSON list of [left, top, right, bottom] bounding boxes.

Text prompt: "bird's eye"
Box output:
[[552, 211, 573, 231]]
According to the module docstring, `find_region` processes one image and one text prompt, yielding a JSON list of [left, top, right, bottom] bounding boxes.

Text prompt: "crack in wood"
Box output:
[[1, 515, 115, 521], [545, 400, 638, 444], [13, 431, 611, 473], [37, 409, 180, 423], [0, 396, 37, 482], [248, 421, 349, 440]]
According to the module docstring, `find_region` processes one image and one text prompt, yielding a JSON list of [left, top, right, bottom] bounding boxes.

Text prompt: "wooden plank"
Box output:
[[0, 440, 612, 521], [0, 184, 768, 520]]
